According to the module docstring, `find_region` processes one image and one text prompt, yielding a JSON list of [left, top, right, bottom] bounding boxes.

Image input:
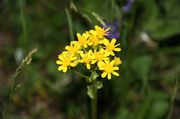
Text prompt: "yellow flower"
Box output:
[[98, 60, 119, 80], [91, 49, 109, 65], [103, 38, 121, 56], [56, 25, 122, 77], [79, 50, 94, 69], [77, 32, 89, 48], [114, 57, 122, 65], [65, 41, 81, 54], [90, 25, 110, 38], [88, 34, 102, 46], [56, 51, 77, 72]]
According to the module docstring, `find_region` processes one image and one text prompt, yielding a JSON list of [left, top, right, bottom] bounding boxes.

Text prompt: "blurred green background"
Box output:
[[0, 0, 180, 119]]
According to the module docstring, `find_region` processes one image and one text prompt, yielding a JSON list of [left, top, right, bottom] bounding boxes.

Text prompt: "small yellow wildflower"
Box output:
[[56, 25, 122, 80], [90, 26, 110, 39], [98, 60, 119, 80], [65, 41, 81, 54], [88, 34, 102, 46], [79, 50, 94, 69], [103, 38, 121, 56], [77, 32, 89, 48], [114, 57, 122, 65], [56, 51, 77, 72], [91, 49, 109, 65]]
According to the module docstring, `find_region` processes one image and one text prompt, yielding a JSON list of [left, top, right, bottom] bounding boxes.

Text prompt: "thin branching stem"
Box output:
[[73, 71, 89, 79], [91, 83, 97, 119], [8, 48, 37, 110]]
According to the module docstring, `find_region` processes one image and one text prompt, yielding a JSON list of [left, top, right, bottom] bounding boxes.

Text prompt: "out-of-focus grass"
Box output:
[[0, 0, 180, 119]]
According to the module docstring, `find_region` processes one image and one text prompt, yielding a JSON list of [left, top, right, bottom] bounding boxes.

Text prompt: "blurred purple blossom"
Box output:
[[123, 0, 135, 13], [103, 20, 120, 40]]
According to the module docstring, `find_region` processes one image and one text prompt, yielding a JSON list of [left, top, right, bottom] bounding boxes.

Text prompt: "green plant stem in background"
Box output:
[[74, 70, 89, 79], [18, 0, 28, 48], [110, 0, 115, 21], [91, 83, 97, 119], [66, 7, 74, 41], [6, 48, 37, 117], [167, 79, 179, 119], [9, 48, 37, 102], [87, 71, 100, 119]]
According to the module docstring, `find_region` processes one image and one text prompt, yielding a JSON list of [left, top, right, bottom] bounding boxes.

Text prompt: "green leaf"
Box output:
[[96, 81, 103, 89], [132, 55, 153, 80], [87, 85, 95, 99], [149, 101, 169, 119], [88, 72, 99, 82], [87, 80, 102, 99], [138, 0, 180, 39]]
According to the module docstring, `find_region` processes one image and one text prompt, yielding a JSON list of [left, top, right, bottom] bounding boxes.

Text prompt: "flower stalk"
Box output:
[[91, 82, 97, 119]]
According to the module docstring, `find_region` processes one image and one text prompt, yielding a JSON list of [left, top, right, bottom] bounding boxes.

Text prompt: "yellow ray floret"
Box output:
[[103, 38, 121, 56], [88, 33, 102, 46], [56, 51, 77, 72], [90, 26, 110, 39], [114, 57, 122, 65], [98, 60, 119, 80], [77, 32, 89, 48], [91, 49, 109, 65], [65, 41, 81, 54], [79, 50, 94, 69]]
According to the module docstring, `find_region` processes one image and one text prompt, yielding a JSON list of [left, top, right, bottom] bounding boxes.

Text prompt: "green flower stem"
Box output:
[[73, 71, 89, 79], [91, 81, 97, 119]]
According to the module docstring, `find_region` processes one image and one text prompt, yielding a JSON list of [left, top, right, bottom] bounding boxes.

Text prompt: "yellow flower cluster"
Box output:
[[56, 26, 122, 79]]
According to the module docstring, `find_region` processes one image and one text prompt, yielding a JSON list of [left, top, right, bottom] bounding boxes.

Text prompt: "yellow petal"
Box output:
[[97, 61, 103, 66], [79, 51, 84, 57], [110, 60, 115, 65], [84, 44, 88, 48], [58, 55, 63, 60], [63, 67, 67, 72], [114, 48, 121, 51], [110, 52, 115, 56], [105, 27, 110, 32], [107, 73, 111, 80], [111, 38, 116, 44], [65, 46, 69, 50], [72, 56, 77, 60], [77, 33, 81, 38], [95, 25, 99, 29], [91, 60, 96, 64], [101, 72, 107, 78], [58, 66, 63, 71], [112, 71, 119, 76], [89, 30, 96, 36], [70, 62, 76, 67], [113, 67, 119, 70], [86, 64, 90, 69], [103, 39, 109, 46], [56, 60, 62, 64]]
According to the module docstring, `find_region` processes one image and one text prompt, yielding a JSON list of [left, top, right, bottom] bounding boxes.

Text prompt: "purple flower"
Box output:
[[123, 0, 135, 13], [103, 20, 120, 39]]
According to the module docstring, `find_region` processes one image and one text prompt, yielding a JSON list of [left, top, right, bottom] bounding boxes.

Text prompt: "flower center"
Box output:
[[106, 44, 115, 51], [104, 64, 113, 73], [62, 59, 71, 67], [92, 37, 99, 44], [83, 56, 91, 63], [95, 52, 104, 61]]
